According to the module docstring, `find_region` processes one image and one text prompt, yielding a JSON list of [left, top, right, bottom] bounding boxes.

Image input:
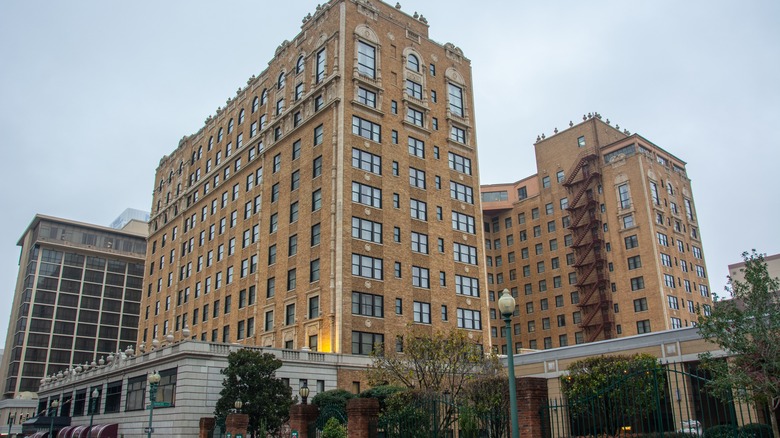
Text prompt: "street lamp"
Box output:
[[498, 288, 520, 438], [298, 382, 309, 405], [147, 371, 161, 438], [48, 400, 59, 438], [88, 389, 99, 434], [234, 400, 243, 413]]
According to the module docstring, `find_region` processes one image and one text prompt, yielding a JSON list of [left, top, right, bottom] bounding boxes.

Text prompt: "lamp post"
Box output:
[[234, 399, 243, 413], [7, 411, 14, 438], [147, 371, 161, 438], [88, 389, 99, 434], [498, 288, 519, 438], [298, 382, 309, 405], [48, 400, 59, 438]]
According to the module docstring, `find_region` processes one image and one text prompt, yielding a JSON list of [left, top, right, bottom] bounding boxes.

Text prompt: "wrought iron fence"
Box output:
[[541, 363, 773, 438]]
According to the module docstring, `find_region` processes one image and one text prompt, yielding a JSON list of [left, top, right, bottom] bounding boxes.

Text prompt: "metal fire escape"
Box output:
[[563, 147, 614, 342]]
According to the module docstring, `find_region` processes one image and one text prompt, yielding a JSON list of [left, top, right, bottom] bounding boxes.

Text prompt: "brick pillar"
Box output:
[[346, 398, 380, 438], [516, 377, 548, 438], [226, 413, 249, 437], [289, 404, 319, 438], [199, 417, 215, 438]]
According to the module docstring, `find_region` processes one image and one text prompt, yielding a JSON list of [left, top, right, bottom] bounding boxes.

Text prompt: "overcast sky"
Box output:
[[1, 0, 778, 347]]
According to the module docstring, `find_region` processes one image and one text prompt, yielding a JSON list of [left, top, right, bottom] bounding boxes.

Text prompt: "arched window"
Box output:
[[261, 89, 268, 105], [252, 96, 259, 113], [407, 54, 419, 72], [228, 118, 234, 133], [208, 136, 214, 150], [278, 72, 286, 89], [197, 146, 202, 159], [296, 55, 305, 74], [238, 109, 245, 124], [218, 127, 224, 142]]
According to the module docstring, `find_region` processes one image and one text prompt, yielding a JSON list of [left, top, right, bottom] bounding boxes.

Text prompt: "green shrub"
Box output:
[[739, 423, 773, 438], [321, 417, 347, 438], [359, 385, 407, 410], [705, 424, 738, 438], [312, 389, 354, 423]]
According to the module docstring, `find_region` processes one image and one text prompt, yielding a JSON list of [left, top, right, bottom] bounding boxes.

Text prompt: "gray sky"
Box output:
[[1, 0, 778, 347]]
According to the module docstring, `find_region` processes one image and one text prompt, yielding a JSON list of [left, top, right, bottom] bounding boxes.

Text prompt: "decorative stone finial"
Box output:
[[554, 127, 558, 134], [536, 135, 541, 142], [395, 2, 401, 8], [606, 119, 611, 125], [541, 133, 546, 139], [569, 121, 574, 127], [583, 115, 587, 121], [413, 11, 419, 18]]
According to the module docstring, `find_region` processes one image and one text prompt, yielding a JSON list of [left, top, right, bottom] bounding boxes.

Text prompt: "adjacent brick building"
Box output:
[[141, 0, 489, 356], [482, 116, 713, 353]]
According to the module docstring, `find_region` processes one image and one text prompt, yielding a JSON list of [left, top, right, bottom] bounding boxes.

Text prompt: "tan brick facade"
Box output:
[[482, 116, 712, 353], [139, 0, 489, 365]]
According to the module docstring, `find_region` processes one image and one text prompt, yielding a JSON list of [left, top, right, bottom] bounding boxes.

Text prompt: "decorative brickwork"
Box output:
[[289, 404, 319, 438], [226, 413, 249, 436], [346, 398, 379, 438], [516, 377, 548, 438], [199, 417, 215, 438]]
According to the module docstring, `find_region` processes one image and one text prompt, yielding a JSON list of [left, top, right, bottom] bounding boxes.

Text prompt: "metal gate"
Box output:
[[308, 404, 348, 438], [541, 363, 773, 438], [378, 392, 509, 438]]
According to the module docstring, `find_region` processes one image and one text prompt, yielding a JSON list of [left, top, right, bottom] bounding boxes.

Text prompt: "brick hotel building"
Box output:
[[140, 0, 490, 356], [482, 116, 713, 353]]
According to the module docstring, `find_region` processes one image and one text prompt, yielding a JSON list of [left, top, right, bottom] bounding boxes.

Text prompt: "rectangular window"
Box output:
[[448, 83, 464, 117], [352, 116, 381, 142], [453, 242, 478, 265], [413, 301, 431, 324], [352, 292, 383, 317], [450, 125, 466, 143], [408, 137, 425, 158], [650, 182, 660, 205], [455, 275, 479, 297], [357, 87, 377, 107], [450, 181, 474, 203], [352, 148, 381, 174], [451, 211, 475, 233], [409, 167, 426, 189], [406, 107, 424, 126], [412, 266, 430, 288], [411, 232, 428, 254], [352, 181, 382, 208], [406, 79, 423, 99], [456, 308, 481, 330], [618, 184, 631, 209], [630, 276, 645, 290], [410, 198, 427, 221], [352, 331, 383, 355], [352, 217, 382, 243], [357, 41, 376, 78], [628, 255, 642, 270], [352, 254, 383, 280], [637, 320, 651, 334], [448, 152, 472, 175], [316, 48, 326, 82]]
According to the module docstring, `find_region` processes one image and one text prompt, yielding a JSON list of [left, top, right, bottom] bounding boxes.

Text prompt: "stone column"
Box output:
[[516, 377, 549, 438], [226, 413, 249, 437], [199, 417, 216, 438], [289, 404, 319, 438], [346, 398, 380, 438]]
